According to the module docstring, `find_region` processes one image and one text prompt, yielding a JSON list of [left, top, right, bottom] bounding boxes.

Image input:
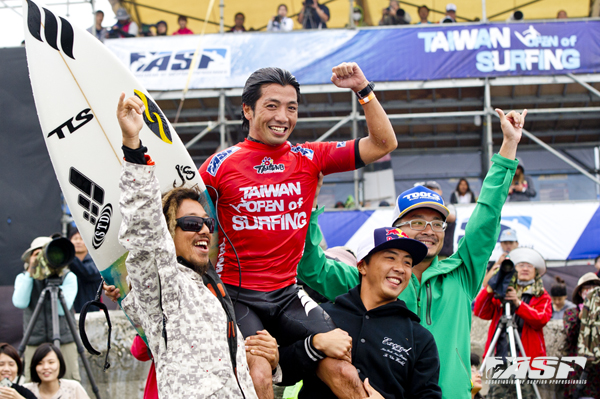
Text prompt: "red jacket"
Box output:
[[130, 335, 158, 399], [473, 287, 552, 360]]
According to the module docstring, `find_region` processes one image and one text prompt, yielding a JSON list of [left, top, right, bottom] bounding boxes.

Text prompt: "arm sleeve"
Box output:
[[562, 308, 580, 355], [473, 288, 500, 321], [304, 140, 360, 176], [130, 334, 152, 362], [69, 257, 100, 282], [408, 334, 442, 399], [282, 18, 294, 31], [296, 207, 360, 302], [515, 291, 552, 330], [524, 176, 536, 198], [58, 272, 78, 315], [12, 273, 33, 309], [266, 20, 273, 31], [198, 154, 218, 203], [449, 192, 457, 204], [454, 154, 518, 299]]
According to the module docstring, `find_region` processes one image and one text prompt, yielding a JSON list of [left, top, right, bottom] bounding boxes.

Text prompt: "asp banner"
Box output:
[[320, 201, 600, 262], [104, 21, 600, 90]]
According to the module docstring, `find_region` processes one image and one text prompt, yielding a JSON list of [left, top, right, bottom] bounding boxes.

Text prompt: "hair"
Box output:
[[240, 67, 301, 131], [235, 12, 245, 19], [178, 15, 187, 22], [95, 10, 104, 16], [470, 352, 481, 368], [418, 5, 429, 12], [30, 343, 66, 384], [278, 4, 288, 11], [595, 254, 600, 263], [455, 178, 472, 195], [0, 343, 23, 377], [550, 276, 567, 297], [161, 188, 203, 239], [67, 225, 79, 240]]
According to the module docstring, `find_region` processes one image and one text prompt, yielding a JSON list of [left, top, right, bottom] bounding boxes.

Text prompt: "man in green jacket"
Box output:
[[297, 108, 527, 399]]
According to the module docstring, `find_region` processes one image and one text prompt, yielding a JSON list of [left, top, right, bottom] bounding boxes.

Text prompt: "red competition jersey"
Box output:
[[199, 138, 358, 291]]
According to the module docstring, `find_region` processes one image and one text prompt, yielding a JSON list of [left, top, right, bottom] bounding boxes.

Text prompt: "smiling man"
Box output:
[[297, 108, 528, 398], [296, 227, 441, 398], [198, 62, 396, 398]]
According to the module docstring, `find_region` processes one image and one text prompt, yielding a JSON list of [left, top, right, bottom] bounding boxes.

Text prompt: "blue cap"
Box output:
[[392, 186, 450, 225], [356, 227, 428, 266], [499, 229, 518, 242]]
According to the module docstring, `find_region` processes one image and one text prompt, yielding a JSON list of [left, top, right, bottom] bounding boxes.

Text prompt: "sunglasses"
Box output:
[[176, 216, 215, 233]]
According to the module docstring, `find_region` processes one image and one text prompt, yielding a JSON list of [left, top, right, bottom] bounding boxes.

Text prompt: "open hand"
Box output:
[[331, 62, 369, 92]]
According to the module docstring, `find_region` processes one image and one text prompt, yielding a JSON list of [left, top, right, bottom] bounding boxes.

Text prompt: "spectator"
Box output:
[[417, 181, 457, 258], [130, 335, 158, 399], [550, 276, 575, 320], [379, 0, 406, 25], [470, 353, 484, 399], [450, 178, 477, 204], [155, 20, 167, 36], [334, 201, 345, 209], [417, 5, 431, 24], [267, 4, 294, 32], [23, 343, 89, 399], [557, 9, 568, 19], [0, 343, 36, 399], [484, 228, 519, 285], [228, 12, 246, 33], [86, 10, 107, 42], [297, 108, 527, 399], [441, 3, 457, 23], [474, 247, 552, 399], [109, 8, 138, 38], [508, 162, 536, 201], [173, 15, 193, 35], [298, 0, 330, 29], [350, 5, 368, 27], [68, 227, 102, 313], [595, 254, 600, 277], [285, 227, 441, 398], [12, 236, 80, 382], [106, 95, 258, 398], [563, 272, 600, 399]]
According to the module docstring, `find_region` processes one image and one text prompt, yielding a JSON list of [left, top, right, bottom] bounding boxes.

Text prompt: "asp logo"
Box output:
[[483, 356, 587, 381], [129, 48, 230, 76], [26, 0, 75, 59], [47, 108, 94, 139], [207, 146, 240, 177], [68, 167, 112, 249], [254, 157, 285, 174], [134, 90, 172, 145], [290, 145, 314, 160]]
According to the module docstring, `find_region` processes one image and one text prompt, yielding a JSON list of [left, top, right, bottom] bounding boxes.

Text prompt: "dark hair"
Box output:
[[550, 276, 567, 297], [30, 343, 66, 383], [595, 254, 600, 263], [278, 4, 288, 11], [455, 178, 472, 194], [178, 15, 187, 22], [418, 5, 429, 12], [162, 188, 203, 239], [0, 343, 23, 377], [241, 67, 301, 131], [235, 12, 245, 19], [95, 10, 104, 16], [470, 352, 481, 368]]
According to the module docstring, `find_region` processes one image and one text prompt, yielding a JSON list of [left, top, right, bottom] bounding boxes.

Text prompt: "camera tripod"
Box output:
[[480, 302, 541, 399], [17, 276, 101, 399]]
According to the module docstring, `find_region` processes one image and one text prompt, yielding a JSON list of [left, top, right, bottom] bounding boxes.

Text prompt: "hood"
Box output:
[[334, 285, 420, 322]]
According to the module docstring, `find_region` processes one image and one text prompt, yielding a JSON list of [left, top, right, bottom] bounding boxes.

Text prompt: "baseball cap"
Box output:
[[391, 186, 450, 226], [356, 227, 428, 267], [499, 229, 518, 242], [506, 247, 546, 276], [446, 3, 457, 11], [116, 8, 130, 20], [21, 236, 52, 264]]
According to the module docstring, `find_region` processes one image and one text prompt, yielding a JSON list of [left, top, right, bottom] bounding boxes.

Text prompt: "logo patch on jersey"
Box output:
[[207, 146, 240, 176], [290, 145, 314, 160], [254, 157, 285, 174], [336, 141, 347, 148]]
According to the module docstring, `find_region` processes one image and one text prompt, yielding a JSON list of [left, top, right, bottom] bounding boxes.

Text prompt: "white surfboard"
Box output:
[[22, 0, 218, 340]]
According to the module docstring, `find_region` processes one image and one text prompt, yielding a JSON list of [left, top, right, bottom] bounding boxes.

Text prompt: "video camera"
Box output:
[[31, 237, 75, 280], [487, 257, 516, 300]]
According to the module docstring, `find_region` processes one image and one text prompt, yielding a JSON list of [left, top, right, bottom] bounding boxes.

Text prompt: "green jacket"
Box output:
[[297, 153, 517, 399]]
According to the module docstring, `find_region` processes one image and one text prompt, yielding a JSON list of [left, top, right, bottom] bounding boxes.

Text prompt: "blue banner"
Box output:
[[106, 21, 600, 90]]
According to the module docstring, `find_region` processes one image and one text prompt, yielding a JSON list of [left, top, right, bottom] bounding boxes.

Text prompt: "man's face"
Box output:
[[70, 232, 87, 256], [394, 208, 444, 259], [515, 262, 535, 281], [447, 10, 456, 18], [95, 12, 104, 25], [500, 241, 518, 253], [418, 7, 429, 20], [235, 14, 245, 27], [244, 83, 298, 146], [389, 1, 399, 11], [173, 199, 211, 274], [359, 248, 412, 307], [278, 5, 288, 17], [178, 18, 186, 29]]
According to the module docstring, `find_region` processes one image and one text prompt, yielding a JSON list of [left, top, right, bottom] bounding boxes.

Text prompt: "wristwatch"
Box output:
[[355, 81, 375, 100]]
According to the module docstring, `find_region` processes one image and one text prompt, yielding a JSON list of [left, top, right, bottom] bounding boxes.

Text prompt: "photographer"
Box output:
[[267, 4, 294, 32], [12, 237, 80, 382], [473, 247, 552, 399], [298, 0, 329, 30]]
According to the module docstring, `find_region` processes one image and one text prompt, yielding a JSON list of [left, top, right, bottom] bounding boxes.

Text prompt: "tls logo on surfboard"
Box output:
[[134, 89, 172, 145], [47, 108, 94, 139], [26, 0, 75, 59]]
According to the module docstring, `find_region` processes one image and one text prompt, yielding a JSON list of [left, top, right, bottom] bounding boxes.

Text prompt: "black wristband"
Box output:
[[355, 81, 375, 99], [122, 140, 148, 165]]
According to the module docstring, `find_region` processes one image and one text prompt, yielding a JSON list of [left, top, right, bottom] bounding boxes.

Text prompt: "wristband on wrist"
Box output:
[[355, 81, 375, 105], [358, 91, 376, 105]]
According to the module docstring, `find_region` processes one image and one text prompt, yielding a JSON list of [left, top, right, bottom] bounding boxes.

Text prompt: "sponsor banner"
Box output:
[[319, 201, 600, 261], [105, 21, 600, 90]]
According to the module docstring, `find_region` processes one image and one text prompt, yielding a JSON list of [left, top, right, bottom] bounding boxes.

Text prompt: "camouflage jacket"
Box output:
[[119, 162, 257, 399]]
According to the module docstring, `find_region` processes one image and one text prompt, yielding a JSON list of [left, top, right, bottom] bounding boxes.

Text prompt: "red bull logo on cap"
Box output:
[[385, 228, 408, 241]]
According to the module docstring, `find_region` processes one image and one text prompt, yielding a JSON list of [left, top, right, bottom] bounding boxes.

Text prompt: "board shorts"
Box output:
[[224, 283, 335, 346]]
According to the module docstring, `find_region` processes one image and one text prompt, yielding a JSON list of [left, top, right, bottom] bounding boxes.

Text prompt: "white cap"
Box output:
[[446, 3, 457, 11], [507, 247, 546, 276]]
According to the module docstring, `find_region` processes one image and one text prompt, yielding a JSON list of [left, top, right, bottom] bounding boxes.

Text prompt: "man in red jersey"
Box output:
[[198, 62, 397, 398]]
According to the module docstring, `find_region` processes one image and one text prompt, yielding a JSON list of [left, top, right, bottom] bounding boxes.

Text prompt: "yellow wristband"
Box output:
[[358, 91, 376, 105]]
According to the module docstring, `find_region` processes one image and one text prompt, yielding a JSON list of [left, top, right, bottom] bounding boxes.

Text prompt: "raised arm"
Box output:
[[331, 63, 397, 165]]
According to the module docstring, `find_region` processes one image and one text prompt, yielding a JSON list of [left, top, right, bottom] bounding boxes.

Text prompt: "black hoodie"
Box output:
[[295, 285, 441, 399]]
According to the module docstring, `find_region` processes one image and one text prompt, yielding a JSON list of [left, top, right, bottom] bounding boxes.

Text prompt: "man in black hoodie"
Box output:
[[279, 227, 442, 398]]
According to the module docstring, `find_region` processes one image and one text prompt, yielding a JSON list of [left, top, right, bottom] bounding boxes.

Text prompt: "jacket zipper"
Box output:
[[426, 281, 432, 325]]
